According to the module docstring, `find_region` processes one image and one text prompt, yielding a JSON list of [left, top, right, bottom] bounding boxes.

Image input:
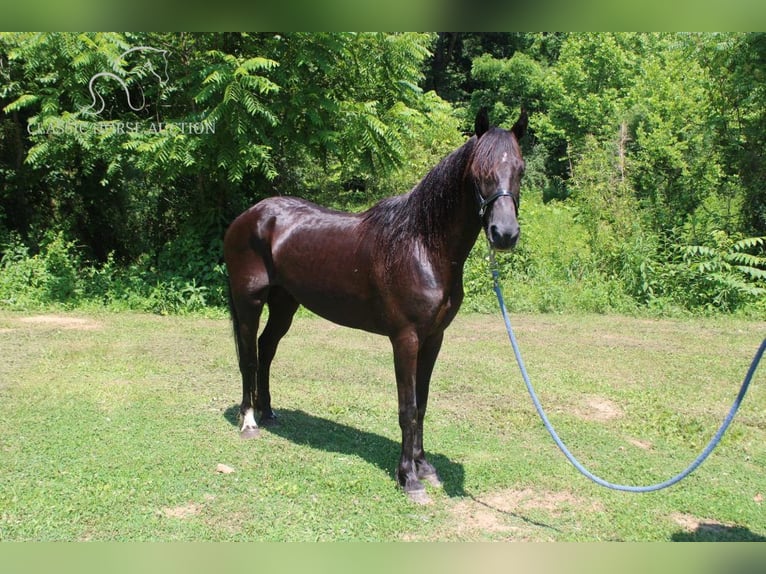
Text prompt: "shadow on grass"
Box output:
[[671, 523, 766, 542], [224, 405, 466, 497], [223, 405, 563, 533]]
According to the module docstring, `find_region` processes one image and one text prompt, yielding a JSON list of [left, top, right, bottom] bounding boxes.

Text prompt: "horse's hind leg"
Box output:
[[231, 291, 266, 438], [256, 286, 299, 425]]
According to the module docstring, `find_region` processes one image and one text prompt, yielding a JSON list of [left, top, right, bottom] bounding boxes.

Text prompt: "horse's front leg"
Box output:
[[391, 329, 428, 502], [414, 331, 444, 487]]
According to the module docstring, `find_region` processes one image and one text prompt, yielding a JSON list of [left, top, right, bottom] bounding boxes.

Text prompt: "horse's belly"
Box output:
[[279, 267, 387, 333], [297, 291, 385, 333], [279, 258, 456, 338], [271, 231, 385, 333]]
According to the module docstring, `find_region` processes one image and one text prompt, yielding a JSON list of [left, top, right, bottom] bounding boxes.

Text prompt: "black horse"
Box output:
[[224, 108, 527, 502]]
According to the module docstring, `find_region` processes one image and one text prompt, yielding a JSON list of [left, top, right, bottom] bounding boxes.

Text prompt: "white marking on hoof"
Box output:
[[240, 408, 259, 438]]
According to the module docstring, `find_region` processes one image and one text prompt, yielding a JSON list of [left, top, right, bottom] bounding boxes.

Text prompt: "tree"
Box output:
[[696, 32, 766, 236], [0, 32, 441, 267]]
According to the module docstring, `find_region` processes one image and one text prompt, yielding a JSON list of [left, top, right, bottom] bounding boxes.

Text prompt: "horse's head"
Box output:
[[470, 107, 527, 250]]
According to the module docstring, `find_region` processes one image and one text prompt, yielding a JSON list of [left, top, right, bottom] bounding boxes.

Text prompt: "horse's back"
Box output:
[[225, 196, 385, 330], [226, 196, 357, 258]]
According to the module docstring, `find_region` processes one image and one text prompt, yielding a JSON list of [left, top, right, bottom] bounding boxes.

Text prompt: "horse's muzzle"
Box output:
[[488, 223, 519, 250]]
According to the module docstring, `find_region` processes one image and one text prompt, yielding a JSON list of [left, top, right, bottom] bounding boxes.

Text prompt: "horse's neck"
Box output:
[[438, 146, 483, 266], [446, 183, 482, 264], [380, 138, 481, 269]]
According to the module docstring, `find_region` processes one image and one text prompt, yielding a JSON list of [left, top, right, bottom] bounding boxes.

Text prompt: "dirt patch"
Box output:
[[448, 502, 522, 538], [672, 513, 731, 534], [574, 396, 624, 422], [441, 488, 603, 541], [479, 488, 600, 516], [626, 437, 652, 450], [160, 502, 202, 519], [19, 315, 101, 330]]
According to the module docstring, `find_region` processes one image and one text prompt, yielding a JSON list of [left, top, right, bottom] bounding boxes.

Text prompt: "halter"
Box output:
[[475, 185, 519, 219]]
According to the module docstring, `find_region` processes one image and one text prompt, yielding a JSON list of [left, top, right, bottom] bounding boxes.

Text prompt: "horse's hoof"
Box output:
[[401, 475, 430, 504], [259, 413, 278, 427], [420, 472, 443, 488], [407, 489, 432, 505], [239, 426, 260, 439]]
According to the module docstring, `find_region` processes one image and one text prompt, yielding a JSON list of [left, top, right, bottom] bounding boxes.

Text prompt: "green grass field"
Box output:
[[0, 309, 764, 541]]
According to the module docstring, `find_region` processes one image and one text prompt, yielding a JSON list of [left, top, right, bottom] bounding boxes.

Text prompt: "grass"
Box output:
[[0, 309, 764, 541]]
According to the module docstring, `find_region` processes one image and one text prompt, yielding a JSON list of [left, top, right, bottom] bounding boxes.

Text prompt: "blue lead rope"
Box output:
[[488, 246, 766, 492]]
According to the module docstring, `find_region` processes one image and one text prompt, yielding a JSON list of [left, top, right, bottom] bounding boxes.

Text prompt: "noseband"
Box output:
[[475, 185, 518, 219]]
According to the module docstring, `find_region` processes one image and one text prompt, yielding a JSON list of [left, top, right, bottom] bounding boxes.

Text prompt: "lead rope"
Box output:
[[487, 241, 766, 492]]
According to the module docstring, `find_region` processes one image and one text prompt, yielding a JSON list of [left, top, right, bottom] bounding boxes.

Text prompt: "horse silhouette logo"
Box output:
[[86, 45, 170, 115]]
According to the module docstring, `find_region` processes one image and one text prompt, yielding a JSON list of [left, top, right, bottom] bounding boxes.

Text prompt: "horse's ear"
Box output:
[[475, 107, 490, 139], [512, 107, 528, 141]]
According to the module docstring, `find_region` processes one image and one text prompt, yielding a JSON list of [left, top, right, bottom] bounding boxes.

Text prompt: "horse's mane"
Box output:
[[361, 127, 519, 267], [360, 136, 477, 259]]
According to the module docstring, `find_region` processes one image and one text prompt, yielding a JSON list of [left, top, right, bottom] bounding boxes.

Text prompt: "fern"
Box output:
[[680, 234, 766, 309]]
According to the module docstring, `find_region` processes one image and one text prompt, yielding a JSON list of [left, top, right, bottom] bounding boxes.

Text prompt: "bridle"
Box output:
[[475, 184, 519, 219]]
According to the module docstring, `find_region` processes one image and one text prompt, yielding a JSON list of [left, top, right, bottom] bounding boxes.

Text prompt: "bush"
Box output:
[[471, 190, 640, 315], [655, 233, 766, 313], [0, 234, 47, 308], [0, 231, 225, 315], [0, 187, 762, 318], [0, 232, 82, 309]]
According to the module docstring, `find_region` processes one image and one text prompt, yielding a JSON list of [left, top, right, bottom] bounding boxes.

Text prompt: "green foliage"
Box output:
[[0, 231, 225, 315], [267, 32, 437, 190], [463, 191, 637, 315], [0, 232, 81, 308], [695, 32, 766, 235], [467, 32, 765, 316], [373, 90, 464, 201], [470, 51, 547, 124], [546, 33, 635, 144], [0, 32, 445, 314], [190, 50, 280, 182], [1, 32, 765, 317], [0, 235, 47, 308], [666, 233, 766, 311]]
